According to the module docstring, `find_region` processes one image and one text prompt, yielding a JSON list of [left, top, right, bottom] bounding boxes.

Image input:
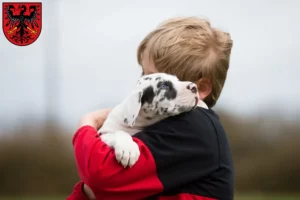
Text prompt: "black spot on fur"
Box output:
[[143, 108, 148, 113], [132, 115, 135, 118], [155, 77, 161, 81], [156, 89, 162, 96], [146, 117, 152, 120], [155, 101, 158, 109], [159, 97, 164, 101], [144, 77, 152, 80], [124, 118, 128, 124], [178, 106, 188, 113], [157, 81, 177, 100], [141, 86, 155, 105], [138, 92, 142, 103], [157, 81, 162, 88], [156, 81, 163, 96], [164, 81, 177, 100]]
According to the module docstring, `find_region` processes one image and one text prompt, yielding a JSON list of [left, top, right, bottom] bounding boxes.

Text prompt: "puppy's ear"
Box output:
[[123, 89, 143, 127]]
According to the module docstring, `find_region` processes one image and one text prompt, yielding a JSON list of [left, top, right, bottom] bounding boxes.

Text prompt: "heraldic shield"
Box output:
[[2, 2, 42, 46]]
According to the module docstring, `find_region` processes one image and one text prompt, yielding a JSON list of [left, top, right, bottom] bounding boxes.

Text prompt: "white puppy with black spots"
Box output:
[[98, 73, 208, 168]]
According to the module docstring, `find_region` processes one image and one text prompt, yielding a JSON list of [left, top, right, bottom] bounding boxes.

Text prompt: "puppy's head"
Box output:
[[123, 73, 199, 127]]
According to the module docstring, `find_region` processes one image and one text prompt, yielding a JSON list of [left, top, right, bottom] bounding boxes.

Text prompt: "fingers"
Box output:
[[78, 108, 112, 130], [90, 108, 112, 129], [94, 108, 113, 124]]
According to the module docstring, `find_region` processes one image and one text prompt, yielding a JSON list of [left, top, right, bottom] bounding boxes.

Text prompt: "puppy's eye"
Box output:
[[161, 83, 169, 90]]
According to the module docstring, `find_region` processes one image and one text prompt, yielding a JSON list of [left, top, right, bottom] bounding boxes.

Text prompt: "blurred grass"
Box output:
[[235, 194, 300, 200], [0, 110, 300, 197]]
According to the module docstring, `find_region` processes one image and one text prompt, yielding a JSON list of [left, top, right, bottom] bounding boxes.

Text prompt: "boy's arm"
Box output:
[[72, 125, 163, 199], [71, 119, 219, 199]]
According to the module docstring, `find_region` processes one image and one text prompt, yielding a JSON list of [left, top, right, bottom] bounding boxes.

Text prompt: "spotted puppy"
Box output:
[[98, 73, 207, 167]]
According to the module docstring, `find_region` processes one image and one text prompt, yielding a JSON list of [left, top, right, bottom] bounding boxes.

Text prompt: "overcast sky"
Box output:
[[0, 0, 299, 130]]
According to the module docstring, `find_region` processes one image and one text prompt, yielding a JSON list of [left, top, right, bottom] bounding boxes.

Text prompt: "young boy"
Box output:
[[67, 16, 234, 200]]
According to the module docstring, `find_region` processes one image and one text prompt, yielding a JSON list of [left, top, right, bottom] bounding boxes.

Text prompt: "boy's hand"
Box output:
[[83, 184, 96, 200], [78, 108, 112, 130]]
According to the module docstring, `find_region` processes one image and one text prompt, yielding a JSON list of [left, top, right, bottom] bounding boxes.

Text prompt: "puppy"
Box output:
[[99, 73, 207, 167]]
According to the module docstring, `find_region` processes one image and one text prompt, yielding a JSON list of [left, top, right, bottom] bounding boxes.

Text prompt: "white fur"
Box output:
[[98, 73, 207, 167]]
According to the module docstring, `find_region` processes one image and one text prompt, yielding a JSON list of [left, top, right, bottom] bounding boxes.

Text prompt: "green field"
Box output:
[[0, 195, 299, 200], [235, 194, 299, 200]]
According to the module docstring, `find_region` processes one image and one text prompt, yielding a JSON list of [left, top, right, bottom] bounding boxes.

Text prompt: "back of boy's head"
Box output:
[[137, 16, 233, 108]]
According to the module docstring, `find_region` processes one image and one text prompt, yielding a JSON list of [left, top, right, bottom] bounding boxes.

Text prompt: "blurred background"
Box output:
[[0, 0, 299, 199]]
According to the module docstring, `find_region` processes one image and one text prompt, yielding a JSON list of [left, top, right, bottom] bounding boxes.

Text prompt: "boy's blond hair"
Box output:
[[137, 17, 233, 107]]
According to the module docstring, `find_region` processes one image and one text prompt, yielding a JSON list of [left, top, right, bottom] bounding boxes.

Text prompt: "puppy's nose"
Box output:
[[186, 83, 197, 94]]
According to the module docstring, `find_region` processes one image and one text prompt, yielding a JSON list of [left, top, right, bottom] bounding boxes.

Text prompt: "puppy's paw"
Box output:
[[113, 131, 140, 168], [100, 131, 140, 168], [100, 132, 116, 147]]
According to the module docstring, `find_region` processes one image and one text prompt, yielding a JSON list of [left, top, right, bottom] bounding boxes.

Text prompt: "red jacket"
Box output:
[[67, 108, 234, 200]]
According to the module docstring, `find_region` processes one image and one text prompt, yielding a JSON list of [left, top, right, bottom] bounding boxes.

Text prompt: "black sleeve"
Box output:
[[133, 110, 220, 192]]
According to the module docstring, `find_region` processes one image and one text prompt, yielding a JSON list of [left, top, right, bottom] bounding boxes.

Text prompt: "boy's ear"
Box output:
[[196, 78, 212, 100], [123, 89, 143, 127]]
